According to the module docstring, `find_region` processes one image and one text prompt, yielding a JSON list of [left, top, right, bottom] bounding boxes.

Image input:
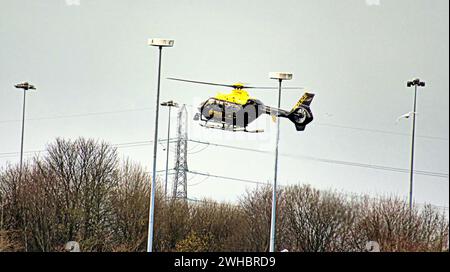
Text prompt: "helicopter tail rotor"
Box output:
[[291, 92, 315, 111], [288, 92, 315, 131]]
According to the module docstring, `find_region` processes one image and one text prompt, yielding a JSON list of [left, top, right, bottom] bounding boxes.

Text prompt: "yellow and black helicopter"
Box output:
[[167, 78, 315, 133]]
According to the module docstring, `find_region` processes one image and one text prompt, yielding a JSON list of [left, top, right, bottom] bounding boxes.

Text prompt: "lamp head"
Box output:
[[14, 82, 36, 90], [407, 78, 426, 88], [269, 72, 293, 81], [161, 100, 179, 107], [149, 39, 174, 47]]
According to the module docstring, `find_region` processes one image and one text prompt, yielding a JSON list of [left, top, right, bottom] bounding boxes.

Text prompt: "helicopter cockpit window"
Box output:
[[205, 98, 216, 106]]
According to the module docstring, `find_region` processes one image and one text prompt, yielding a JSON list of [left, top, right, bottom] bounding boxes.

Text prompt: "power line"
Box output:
[[1, 104, 447, 142], [185, 103, 448, 142], [0, 138, 176, 159], [186, 170, 449, 212], [188, 175, 210, 187], [0, 149, 46, 158], [0, 107, 155, 124], [188, 144, 210, 155], [148, 170, 171, 175], [1, 139, 446, 211], [186, 143, 201, 152], [185, 197, 232, 205], [313, 122, 449, 142], [187, 139, 449, 180], [115, 139, 177, 149], [2, 137, 448, 181], [188, 170, 268, 186]]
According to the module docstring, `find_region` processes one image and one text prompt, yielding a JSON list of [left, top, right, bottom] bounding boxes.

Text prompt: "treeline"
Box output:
[[0, 138, 448, 252]]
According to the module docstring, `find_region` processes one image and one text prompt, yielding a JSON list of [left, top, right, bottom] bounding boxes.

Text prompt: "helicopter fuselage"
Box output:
[[167, 77, 315, 132], [195, 96, 290, 130]]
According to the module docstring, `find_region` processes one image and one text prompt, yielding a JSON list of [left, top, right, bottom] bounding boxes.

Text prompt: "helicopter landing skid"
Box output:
[[200, 122, 264, 133]]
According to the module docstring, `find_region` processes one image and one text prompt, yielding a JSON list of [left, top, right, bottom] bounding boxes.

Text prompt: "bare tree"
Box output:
[[186, 201, 244, 252], [355, 198, 449, 252], [238, 186, 288, 252], [283, 185, 354, 252], [0, 139, 447, 252], [110, 160, 151, 252]]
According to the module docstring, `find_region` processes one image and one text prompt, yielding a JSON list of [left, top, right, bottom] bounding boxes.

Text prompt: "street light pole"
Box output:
[[14, 82, 35, 253], [14, 82, 36, 178], [406, 78, 425, 210], [147, 39, 174, 253], [19, 89, 27, 173], [269, 72, 293, 252], [161, 101, 179, 198]]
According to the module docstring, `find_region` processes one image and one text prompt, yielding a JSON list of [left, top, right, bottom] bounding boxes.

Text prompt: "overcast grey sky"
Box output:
[[0, 0, 448, 212]]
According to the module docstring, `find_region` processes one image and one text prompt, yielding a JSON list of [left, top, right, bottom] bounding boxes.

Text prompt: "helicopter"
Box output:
[[167, 77, 315, 133]]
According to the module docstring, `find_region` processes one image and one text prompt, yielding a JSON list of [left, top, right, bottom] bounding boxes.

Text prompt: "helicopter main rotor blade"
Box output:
[[167, 77, 236, 88], [245, 86, 305, 90], [167, 77, 304, 90]]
